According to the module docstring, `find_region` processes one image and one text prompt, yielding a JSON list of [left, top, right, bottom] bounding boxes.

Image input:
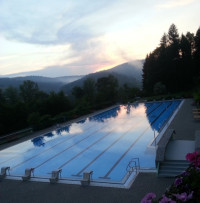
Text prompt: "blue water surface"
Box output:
[[0, 100, 181, 182]]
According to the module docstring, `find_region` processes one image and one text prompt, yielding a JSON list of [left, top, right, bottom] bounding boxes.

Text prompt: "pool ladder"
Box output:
[[126, 158, 140, 175]]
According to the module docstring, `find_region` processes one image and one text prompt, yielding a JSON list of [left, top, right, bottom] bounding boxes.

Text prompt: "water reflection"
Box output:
[[31, 125, 72, 147], [4, 101, 182, 179], [30, 101, 180, 148], [126, 104, 131, 114], [45, 132, 54, 138], [76, 119, 86, 124], [31, 136, 45, 147], [89, 106, 120, 122], [132, 102, 140, 109], [55, 125, 70, 135], [145, 100, 181, 132]]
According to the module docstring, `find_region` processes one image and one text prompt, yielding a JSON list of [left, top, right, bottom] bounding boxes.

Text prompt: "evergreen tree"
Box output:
[[4, 86, 19, 105], [20, 80, 39, 103], [168, 24, 179, 45], [142, 24, 200, 94], [194, 28, 200, 76], [160, 33, 169, 48], [96, 75, 118, 103], [83, 78, 95, 103]]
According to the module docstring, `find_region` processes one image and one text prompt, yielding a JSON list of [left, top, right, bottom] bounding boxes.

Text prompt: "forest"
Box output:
[[142, 24, 200, 96], [0, 76, 140, 136], [1, 24, 200, 137]]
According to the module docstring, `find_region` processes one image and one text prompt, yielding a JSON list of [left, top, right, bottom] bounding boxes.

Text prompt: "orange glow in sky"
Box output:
[[0, 0, 200, 77]]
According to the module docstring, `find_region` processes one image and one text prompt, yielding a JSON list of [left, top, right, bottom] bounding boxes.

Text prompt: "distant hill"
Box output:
[[0, 75, 83, 92], [61, 61, 143, 94], [0, 60, 143, 93]]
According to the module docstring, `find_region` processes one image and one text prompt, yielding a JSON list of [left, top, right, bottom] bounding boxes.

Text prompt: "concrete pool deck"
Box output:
[[0, 98, 199, 203]]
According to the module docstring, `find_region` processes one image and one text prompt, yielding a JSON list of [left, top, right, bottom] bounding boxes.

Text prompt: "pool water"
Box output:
[[0, 100, 181, 184]]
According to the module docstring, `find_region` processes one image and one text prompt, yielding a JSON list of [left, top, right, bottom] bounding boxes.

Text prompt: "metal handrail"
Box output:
[[126, 157, 140, 175]]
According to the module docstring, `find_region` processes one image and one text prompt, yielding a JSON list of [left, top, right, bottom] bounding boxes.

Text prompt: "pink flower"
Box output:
[[159, 195, 176, 203], [181, 171, 190, 176], [186, 151, 198, 163], [186, 151, 200, 167], [187, 191, 194, 200], [174, 177, 182, 186], [173, 191, 194, 202], [141, 193, 156, 203], [174, 192, 188, 201], [195, 156, 200, 167]]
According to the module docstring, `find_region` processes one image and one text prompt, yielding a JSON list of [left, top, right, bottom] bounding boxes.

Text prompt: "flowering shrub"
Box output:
[[186, 151, 200, 168], [141, 193, 157, 203], [141, 151, 200, 203]]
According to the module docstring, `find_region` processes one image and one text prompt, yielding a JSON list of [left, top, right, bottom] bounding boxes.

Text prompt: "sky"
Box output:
[[0, 0, 200, 77]]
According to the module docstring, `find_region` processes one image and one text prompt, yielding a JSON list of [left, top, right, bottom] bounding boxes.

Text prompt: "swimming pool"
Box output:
[[0, 100, 182, 186]]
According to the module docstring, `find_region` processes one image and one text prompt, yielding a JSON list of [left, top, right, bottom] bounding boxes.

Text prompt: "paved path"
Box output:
[[0, 98, 199, 203], [168, 99, 200, 140], [0, 173, 173, 203]]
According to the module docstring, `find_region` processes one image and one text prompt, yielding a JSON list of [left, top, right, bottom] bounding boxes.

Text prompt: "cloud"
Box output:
[[156, 0, 196, 9], [1, 0, 199, 77], [2, 63, 106, 78], [0, 0, 116, 49]]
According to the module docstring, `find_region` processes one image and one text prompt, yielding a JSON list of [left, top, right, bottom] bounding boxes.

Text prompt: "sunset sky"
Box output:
[[0, 0, 200, 77]]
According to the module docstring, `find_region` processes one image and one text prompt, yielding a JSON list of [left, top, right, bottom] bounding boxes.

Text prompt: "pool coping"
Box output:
[[4, 169, 157, 189], [148, 99, 184, 148], [0, 100, 183, 189]]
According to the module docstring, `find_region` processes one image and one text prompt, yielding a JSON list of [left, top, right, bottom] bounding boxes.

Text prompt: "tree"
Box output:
[[142, 53, 156, 93], [167, 24, 180, 60], [4, 86, 19, 105], [186, 32, 195, 55], [179, 34, 194, 88], [180, 34, 192, 59], [83, 78, 95, 103], [96, 75, 118, 103], [72, 86, 84, 100], [0, 88, 5, 105], [142, 24, 200, 94], [153, 82, 166, 95], [168, 24, 179, 45], [46, 91, 71, 116], [20, 80, 39, 103], [194, 27, 200, 76], [160, 33, 169, 48]]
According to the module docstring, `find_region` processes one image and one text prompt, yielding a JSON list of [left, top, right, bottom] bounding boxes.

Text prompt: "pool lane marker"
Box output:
[[6, 101, 172, 177], [68, 102, 169, 176], [10, 101, 165, 171], [0, 102, 161, 167], [55, 103, 160, 171], [10, 121, 112, 170], [100, 127, 150, 179], [73, 119, 143, 177], [0, 122, 97, 166], [57, 118, 136, 169], [12, 115, 132, 171], [101, 101, 172, 179], [1, 106, 120, 167]]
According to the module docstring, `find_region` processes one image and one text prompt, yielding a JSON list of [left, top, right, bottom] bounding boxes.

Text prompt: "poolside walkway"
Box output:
[[164, 99, 200, 160], [0, 98, 199, 203], [167, 99, 199, 140], [0, 173, 173, 203]]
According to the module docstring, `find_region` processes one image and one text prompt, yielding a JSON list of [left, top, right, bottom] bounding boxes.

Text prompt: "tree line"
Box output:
[[0, 76, 140, 136], [142, 24, 200, 95], [3, 23, 199, 136]]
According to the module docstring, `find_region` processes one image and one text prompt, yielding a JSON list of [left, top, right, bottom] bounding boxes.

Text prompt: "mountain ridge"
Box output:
[[0, 75, 83, 93], [61, 61, 143, 94], [0, 60, 143, 93]]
